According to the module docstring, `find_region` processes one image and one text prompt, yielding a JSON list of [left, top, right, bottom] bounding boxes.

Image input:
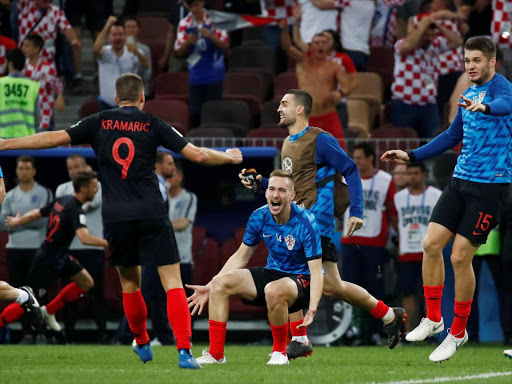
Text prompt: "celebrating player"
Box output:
[[0, 170, 107, 335], [0, 73, 242, 368], [240, 89, 406, 359], [381, 37, 512, 362], [188, 170, 323, 366]]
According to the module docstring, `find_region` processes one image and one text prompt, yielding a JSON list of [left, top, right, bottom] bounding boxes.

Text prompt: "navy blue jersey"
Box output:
[[39, 195, 86, 252], [243, 203, 322, 275], [414, 73, 512, 183], [66, 107, 188, 224]]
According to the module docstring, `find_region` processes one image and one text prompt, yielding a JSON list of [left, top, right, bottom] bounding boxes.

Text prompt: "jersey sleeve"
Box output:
[[316, 133, 364, 218], [243, 210, 264, 246], [154, 117, 189, 153], [66, 115, 99, 145], [486, 76, 512, 116], [0, 165, 3, 178], [39, 200, 54, 217], [72, 208, 87, 231], [341, 54, 357, 74], [412, 107, 463, 161], [299, 212, 322, 260]]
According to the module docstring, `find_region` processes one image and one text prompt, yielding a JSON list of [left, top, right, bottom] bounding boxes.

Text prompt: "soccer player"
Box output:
[[240, 89, 406, 359], [0, 73, 242, 367], [381, 36, 512, 362], [0, 170, 107, 335], [187, 170, 323, 366]]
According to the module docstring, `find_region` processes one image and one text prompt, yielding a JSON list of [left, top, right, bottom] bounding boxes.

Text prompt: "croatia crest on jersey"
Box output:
[[285, 235, 296, 251], [473, 91, 486, 104]]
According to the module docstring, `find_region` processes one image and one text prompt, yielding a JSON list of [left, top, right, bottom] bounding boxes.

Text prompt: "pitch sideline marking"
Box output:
[[366, 371, 512, 384]]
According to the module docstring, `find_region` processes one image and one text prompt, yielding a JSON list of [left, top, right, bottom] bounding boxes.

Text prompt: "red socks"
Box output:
[[0, 303, 25, 326], [209, 320, 227, 360], [424, 285, 443, 322], [369, 300, 390, 319], [270, 322, 289, 354], [166, 288, 192, 350], [289, 320, 307, 337], [46, 282, 85, 315], [123, 290, 149, 345], [451, 299, 472, 338]]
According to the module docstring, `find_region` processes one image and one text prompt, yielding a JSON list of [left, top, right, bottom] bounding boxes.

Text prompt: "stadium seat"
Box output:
[[193, 238, 221, 286], [346, 99, 371, 138], [153, 72, 189, 102], [199, 122, 246, 137], [367, 46, 394, 101], [187, 127, 237, 147], [347, 72, 383, 128], [260, 100, 280, 127], [273, 72, 298, 101], [79, 100, 99, 120], [192, 226, 207, 260], [222, 72, 269, 118], [371, 125, 419, 172], [200, 100, 252, 131], [242, 26, 265, 45], [228, 46, 277, 75], [143, 99, 190, 135], [247, 126, 288, 149], [138, 16, 170, 46]]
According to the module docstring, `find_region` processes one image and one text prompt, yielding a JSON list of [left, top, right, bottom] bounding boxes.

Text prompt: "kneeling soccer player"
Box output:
[[188, 170, 323, 365]]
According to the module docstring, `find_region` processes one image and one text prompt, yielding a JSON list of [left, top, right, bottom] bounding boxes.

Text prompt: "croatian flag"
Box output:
[[207, 10, 280, 31]]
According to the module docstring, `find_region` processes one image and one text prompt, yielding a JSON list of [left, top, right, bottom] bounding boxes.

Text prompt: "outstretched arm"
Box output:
[[298, 258, 323, 328], [5, 209, 43, 230], [0, 131, 71, 150], [181, 143, 243, 166], [75, 227, 108, 248]]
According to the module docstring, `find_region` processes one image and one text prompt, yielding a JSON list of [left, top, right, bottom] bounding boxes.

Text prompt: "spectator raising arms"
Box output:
[[174, 0, 229, 128]]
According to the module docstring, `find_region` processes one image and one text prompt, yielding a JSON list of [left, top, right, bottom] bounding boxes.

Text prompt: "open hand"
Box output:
[[380, 150, 410, 164], [297, 309, 316, 329], [186, 284, 210, 316], [346, 216, 363, 237], [457, 94, 486, 113]]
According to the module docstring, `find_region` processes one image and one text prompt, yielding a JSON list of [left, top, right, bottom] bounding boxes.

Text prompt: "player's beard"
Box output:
[[278, 115, 295, 129], [471, 68, 491, 85]]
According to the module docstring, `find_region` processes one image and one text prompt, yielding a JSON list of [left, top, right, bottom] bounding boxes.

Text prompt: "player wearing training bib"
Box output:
[[382, 37, 512, 362]]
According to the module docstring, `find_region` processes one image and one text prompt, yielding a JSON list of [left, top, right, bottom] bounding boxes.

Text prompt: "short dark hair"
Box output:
[[407, 161, 427, 173], [322, 29, 343, 52], [67, 154, 86, 163], [465, 36, 496, 61], [353, 141, 376, 164], [269, 169, 295, 189], [285, 89, 313, 119], [156, 151, 172, 164], [6, 49, 25, 71], [115, 73, 144, 103], [72, 170, 98, 192], [24, 34, 44, 51], [16, 155, 35, 168], [123, 16, 140, 26], [174, 159, 183, 175]]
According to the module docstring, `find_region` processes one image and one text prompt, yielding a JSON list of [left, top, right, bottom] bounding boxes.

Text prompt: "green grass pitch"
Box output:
[[1, 344, 511, 384]]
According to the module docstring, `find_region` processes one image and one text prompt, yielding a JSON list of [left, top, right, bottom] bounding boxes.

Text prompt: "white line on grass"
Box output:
[[366, 371, 512, 384]]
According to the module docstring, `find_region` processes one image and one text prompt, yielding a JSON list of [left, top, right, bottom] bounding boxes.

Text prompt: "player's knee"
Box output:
[[423, 236, 443, 256], [83, 276, 94, 292], [210, 274, 230, 295], [450, 251, 472, 269], [264, 284, 286, 307], [0, 281, 9, 290]]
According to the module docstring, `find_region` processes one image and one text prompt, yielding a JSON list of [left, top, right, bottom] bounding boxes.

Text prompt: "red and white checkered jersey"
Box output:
[[0, 36, 17, 76], [392, 37, 449, 105], [492, 0, 512, 49], [174, 10, 229, 51], [437, 19, 464, 75], [17, 0, 71, 61], [371, 0, 405, 47], [260, 0, 296, 23], [24, 59, 63, 129]]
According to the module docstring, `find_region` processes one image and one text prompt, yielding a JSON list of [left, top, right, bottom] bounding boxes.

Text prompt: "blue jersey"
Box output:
[[262, 128, 364, 239], [243, 203, 322, 275], [413, 73, 512, 183]]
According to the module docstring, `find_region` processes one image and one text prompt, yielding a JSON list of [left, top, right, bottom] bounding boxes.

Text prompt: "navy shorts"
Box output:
[[104, 219, 181, 267], [430, 178, 509, 244], [241, 267, 311, 313]]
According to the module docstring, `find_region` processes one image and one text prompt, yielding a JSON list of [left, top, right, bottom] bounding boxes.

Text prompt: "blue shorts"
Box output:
[[396, 261, 423, 296]]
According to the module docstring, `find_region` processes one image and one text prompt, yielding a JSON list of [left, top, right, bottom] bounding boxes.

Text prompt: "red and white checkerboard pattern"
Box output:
[[17, 0, 70, 62], [175, 10, 229, 51], [260, 0, 296, 24], [370, 0, 405, 47], [24, 59, 63, 130], [391, 37, 448, 105], [438, 18, 464, 75], [492, 0, 512, 49], [0, 36, 17, 76]]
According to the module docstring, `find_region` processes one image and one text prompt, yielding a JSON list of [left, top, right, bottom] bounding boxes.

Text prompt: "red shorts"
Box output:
[[309, 110, 344, 142]]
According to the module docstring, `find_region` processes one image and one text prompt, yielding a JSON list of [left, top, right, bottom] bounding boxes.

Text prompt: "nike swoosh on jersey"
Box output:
[[263, 234, 272, 237]]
